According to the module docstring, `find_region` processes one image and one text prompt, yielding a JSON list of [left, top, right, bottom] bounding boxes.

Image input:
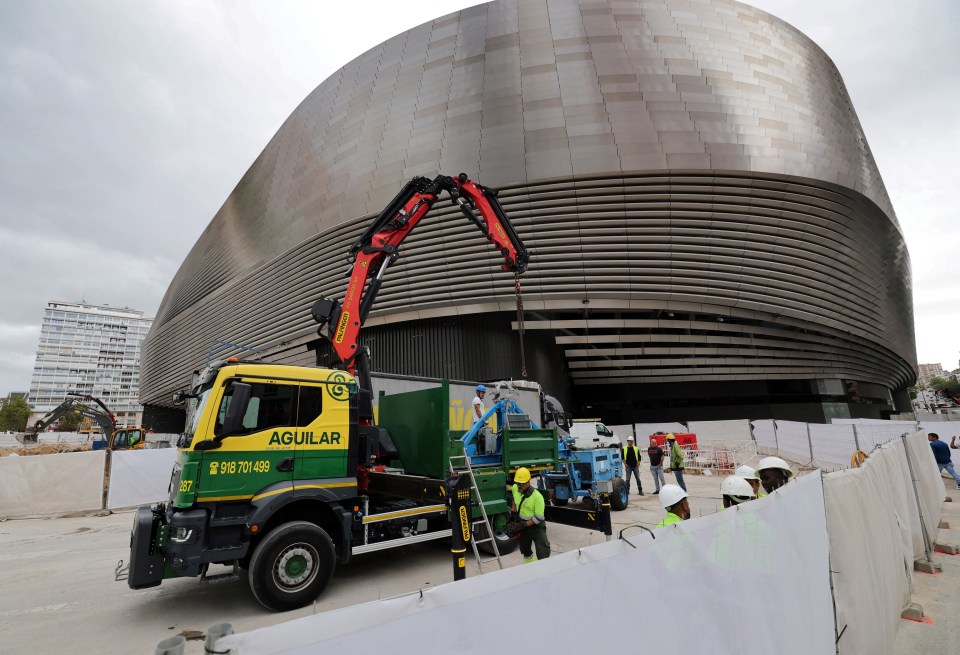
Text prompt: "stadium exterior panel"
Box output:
[[141, 0, 916, 429]]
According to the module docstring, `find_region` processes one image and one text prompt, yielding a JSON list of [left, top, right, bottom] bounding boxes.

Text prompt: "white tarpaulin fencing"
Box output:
[[809, 423, 858, 469], [0, 450, 105, 518], [823, 430, 944, 655], [751, 419, 777, 452], [634, 422, 686, 439], [772, 420, 812, 462], [687, 419, 752, 442], [107, 448, 178, 509], [219, 472, 834, 655]]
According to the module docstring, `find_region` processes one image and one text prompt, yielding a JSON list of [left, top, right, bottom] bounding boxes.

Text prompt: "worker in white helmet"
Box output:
[[756, 456, 793, 493], [735, 464, 765, 498], [720, 475, 755, 509], [656, 484, 690, 527]]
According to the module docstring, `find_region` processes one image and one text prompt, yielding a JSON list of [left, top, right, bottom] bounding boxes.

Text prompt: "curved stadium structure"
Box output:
[[141, 0, 915, 428]]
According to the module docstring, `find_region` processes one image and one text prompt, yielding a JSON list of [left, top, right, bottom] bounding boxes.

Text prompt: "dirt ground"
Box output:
[[0, 443, 89, 457]]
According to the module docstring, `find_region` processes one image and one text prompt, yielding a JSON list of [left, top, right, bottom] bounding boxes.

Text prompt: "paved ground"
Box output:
[[892, 479, 960, 654], [1, 468, 957, 653]]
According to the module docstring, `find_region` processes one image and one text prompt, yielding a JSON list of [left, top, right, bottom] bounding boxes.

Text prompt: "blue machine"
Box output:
[[540, 437, 627, 510], [458, 386, 628, 511]]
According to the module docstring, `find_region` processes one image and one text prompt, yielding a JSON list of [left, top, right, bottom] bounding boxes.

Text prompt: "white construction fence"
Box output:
[[218, 430, 945, 655], [0, 447, 177, 518], [0, 421, 948, 655]]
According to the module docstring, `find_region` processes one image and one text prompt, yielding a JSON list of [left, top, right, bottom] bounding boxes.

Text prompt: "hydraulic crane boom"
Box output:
[[311, 173, 529, 408], [21, 392, 117, 444]]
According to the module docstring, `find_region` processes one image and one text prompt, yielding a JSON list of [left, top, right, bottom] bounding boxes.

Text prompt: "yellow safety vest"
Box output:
[[657, 512, 682, 528]]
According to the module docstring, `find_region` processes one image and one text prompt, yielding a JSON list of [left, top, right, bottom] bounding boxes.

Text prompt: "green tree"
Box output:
[[930, 376, 959, 392], [0, 395, 34, 431]]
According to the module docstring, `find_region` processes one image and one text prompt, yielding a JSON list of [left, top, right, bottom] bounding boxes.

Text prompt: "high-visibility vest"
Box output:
[[622, 445, 640, 465], [512, 485, 546, 523], [657, 512, 682, 528]]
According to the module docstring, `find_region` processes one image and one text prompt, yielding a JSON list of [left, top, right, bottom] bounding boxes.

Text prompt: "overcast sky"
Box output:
[[1, 0, 957, 397]]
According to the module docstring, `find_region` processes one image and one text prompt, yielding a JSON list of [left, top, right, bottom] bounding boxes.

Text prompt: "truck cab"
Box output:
[[129, 359, 360, 611]]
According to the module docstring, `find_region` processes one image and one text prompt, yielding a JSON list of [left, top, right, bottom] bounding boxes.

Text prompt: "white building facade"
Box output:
[[28, 301, 153, 427]]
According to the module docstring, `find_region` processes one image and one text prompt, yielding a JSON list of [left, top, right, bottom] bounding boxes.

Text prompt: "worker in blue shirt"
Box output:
[[928, 433, 960, 489]]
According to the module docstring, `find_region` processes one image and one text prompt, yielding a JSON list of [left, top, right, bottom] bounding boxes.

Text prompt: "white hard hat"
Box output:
[[734, 465, 759, 481], [659, 484, 688, 510], [757, 456, 794, 478], [720, 475, 755, 499]]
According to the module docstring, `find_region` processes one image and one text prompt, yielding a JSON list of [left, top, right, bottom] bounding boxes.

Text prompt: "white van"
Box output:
[[568, 421, 621, 449]]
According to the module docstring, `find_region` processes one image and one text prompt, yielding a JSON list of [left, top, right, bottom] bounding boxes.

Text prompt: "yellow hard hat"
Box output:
[[514, 467, 531, 484], [665, 433, 676, 440]]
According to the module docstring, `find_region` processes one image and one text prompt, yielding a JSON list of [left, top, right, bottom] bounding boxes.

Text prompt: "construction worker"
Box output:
[[509, 467, 550, 563], [622, 436, 644, 495], [656, 484, 690, 527], [735, 464, 765, 498], [472, 385, 487, 425], [720, 475, 755, 508], [756, 456, 793, 493], [665, 433, 687, 491]]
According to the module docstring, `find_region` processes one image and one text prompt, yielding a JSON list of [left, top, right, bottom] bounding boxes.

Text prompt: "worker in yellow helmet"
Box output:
[[665, 433, 687, 491], [656, 484, 690, 527], [509, 467, 550, 563]]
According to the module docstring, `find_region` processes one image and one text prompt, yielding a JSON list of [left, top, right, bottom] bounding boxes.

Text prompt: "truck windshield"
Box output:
[[181, 386, 213, 448]]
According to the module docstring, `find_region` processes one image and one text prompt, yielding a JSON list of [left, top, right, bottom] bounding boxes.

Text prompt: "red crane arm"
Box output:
[[311, 174, 528, 380]]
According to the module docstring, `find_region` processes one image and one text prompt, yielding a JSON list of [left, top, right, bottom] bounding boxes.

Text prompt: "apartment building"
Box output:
[[28, 301, 153, 427]]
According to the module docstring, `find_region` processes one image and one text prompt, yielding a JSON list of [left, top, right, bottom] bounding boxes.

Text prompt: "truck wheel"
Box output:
[[474, 514, 519, 556], [610, 478, 628, 511], [248, 521, 336, 612]]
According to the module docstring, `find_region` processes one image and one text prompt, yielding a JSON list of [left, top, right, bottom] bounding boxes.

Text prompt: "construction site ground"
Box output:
[[1, 471, 957, 654]]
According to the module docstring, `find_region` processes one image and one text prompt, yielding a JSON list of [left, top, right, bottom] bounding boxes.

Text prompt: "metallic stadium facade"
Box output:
[[141, 0, 916, 429]]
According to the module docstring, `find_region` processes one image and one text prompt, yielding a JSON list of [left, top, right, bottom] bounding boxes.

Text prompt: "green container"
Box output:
[[378, 380, 560, 486], [471, 469, 508, 518], [378, 381, 453, 479], [502, 427, 559, 473]]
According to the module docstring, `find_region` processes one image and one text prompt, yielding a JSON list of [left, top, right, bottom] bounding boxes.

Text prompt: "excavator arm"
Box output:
[[24, 393, 117, 443], [311, 173, 528, 395]]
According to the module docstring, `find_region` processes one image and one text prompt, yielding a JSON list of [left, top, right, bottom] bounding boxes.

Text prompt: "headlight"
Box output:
[[170, 527, 194, 544]]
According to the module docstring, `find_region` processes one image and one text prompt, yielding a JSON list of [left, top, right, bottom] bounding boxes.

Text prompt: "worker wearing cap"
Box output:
[[509, 467, 550, 563], [756, 456, 793, 493], [622, 436, 644, 496], [471, 385, 486, 426], [665, 433, 687, 491], [656, 484, 690, 527], [735, 464, 765, 498], [720, 475, 755, 509]]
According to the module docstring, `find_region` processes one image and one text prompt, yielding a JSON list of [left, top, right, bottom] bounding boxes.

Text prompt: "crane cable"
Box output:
[[515, 272, 527, 378]]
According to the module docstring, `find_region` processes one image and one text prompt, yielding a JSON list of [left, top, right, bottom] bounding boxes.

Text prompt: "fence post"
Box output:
[[901, 433, 939, 571], [99, 449, 112, 515], [852, 424, 861, 452]]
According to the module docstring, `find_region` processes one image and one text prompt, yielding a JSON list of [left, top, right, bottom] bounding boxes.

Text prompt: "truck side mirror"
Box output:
[[221, 383, 252, 436]]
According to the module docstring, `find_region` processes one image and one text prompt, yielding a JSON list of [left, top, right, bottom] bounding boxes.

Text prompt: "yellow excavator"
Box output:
[[18, 392, 144, 451]]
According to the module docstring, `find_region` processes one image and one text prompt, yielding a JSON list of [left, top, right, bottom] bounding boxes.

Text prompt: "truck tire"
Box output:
[[248, 521, 336, 612], [610, 478, 628, 511], [474, 514, 520, 556]]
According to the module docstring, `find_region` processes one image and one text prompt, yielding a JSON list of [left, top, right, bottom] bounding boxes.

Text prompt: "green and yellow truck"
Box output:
[[126, 359, 562, 611]]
